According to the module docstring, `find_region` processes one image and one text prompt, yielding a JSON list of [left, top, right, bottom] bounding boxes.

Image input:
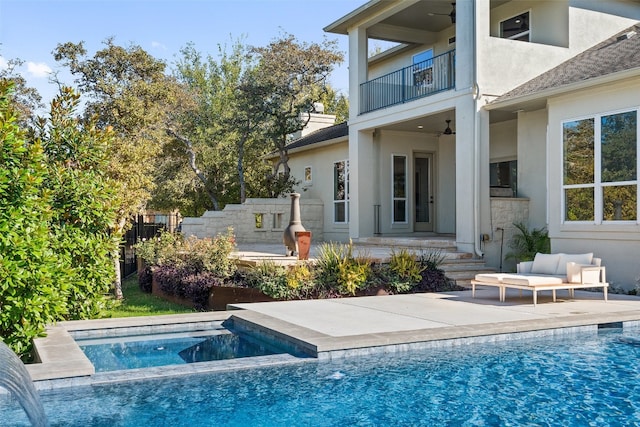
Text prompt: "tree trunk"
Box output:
[[113, 252, 123, 300], [167, 128, 220, 210], [237, 134, 246, 203], [111, 216, 128, 300]]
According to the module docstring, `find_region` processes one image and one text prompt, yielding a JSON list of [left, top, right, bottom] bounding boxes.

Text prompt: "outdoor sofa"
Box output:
[[471, 252, 608, 306]]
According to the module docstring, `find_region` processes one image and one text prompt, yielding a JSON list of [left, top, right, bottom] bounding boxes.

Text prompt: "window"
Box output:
[[500, 11, 530, 42], [490, 160, 517, 197], [412, 49, 434, 87], [563, 109, 638, 223], [333, 160, 349, 223], [304, 166, 312, 184], [392, 155, 407, 223]]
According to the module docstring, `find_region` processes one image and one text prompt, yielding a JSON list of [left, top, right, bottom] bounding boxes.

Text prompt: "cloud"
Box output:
[[26, 61, 52, 78], [0, 56, 7, 70], [151, 41, 167, 50]]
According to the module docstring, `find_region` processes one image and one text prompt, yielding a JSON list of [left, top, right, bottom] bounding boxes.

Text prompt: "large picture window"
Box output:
[[392, 155, 407, 223], [562, 109, 638, 223], [333, 160, 349, 223]]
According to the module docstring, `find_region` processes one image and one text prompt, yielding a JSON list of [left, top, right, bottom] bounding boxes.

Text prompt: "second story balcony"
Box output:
[[359, 50, 456, 115]]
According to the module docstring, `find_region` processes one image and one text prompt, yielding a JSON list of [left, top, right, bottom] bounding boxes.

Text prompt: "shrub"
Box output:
[[135, 227, 236, 278], [182, 273, 224, 311], [506, 222, 550, 262], [285, 263, 316, 299], [137, 266, 153, 293], [419, 249, 447, 271], [413, 269, 459, 293], [134, 230, 183, 267], [245, 262, 292, 300], [316, 241, 372, 296], [386, 249, 424, 294], [181, 228, 236, 277]]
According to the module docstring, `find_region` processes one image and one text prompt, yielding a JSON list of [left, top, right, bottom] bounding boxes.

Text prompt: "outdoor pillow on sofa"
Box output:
[[530, 253, 561, 275], [555, 253, 593, 275]]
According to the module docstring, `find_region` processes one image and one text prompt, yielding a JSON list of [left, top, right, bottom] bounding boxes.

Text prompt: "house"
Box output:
[[282, 0, 640, 287]]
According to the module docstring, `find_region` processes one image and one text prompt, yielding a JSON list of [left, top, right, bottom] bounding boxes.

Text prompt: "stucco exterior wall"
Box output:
[[484, 197, 530, 273], [489, 119, 517, 161], [478, 0, 638, 97], [180, 198, 324, 245], [546, 78, 640, 288], [287, 141, 350, 242], [516, 109, 548, 230]]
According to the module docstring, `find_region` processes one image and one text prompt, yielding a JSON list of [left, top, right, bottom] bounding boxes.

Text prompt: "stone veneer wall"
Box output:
[[180, 198, 324, 243], [483, 198, 530, 273]]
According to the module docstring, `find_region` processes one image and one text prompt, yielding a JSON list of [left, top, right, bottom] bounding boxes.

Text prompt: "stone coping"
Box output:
[[26, 312, 231, 382]]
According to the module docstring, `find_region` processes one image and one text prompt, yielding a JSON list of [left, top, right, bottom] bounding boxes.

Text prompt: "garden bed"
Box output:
[[136, 231, 463, 312], [151, 271, 275, 311]]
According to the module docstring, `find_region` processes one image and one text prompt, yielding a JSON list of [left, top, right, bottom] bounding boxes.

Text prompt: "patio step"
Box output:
[[354, 236, 457, 250], [440, 259, 496, 288]]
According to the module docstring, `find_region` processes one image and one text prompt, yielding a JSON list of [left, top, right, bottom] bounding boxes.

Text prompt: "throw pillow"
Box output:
[[530, 253, 560, 275], [556, 253, 594, 275]]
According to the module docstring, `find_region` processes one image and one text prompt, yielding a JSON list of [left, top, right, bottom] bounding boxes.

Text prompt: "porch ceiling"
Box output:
[[326, 0, 511, 43], [381, 111, 455, 135], [377, 109, 518, 134]]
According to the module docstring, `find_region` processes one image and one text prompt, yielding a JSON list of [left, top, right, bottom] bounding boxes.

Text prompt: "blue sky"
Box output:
[[0, 0, 364, 107]]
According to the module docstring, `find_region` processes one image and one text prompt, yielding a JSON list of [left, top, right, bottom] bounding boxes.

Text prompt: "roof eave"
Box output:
[[265, 135, 348, 160], [323, 0, 384, 34], [485, 67, 640, 112]]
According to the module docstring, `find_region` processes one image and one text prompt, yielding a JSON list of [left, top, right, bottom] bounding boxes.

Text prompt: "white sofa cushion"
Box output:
[[556, 253, 593, 275], [502, 275, 565, 286], [531, 253, 560, 275]]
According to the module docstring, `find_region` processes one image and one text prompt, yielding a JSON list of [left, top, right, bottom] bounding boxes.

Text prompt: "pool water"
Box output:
[[78, 330, 284, 372], [3, 329, 640, 426]]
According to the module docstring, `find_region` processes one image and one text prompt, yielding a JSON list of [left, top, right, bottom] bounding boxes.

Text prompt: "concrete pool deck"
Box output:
[[27, 287, 640, 384]]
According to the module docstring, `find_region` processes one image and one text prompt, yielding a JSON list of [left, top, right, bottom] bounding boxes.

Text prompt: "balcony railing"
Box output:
[[359, 50, 455, 115]]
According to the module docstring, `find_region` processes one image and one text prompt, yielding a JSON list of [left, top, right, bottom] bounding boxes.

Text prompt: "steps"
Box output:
[[353, 236, 495, 288], [440, 259, 495, 288]]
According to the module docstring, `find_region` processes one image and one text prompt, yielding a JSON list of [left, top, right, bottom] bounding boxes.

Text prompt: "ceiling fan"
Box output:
[[428, 2, 456, 24], [441, 119, 456, 136]]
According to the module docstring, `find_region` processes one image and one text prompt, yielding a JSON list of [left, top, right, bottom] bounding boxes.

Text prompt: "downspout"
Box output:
[[472, 0, 484, 258]]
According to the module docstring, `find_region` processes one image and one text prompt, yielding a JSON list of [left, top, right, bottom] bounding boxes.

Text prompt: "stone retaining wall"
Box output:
[[181, 198, 324, 243]]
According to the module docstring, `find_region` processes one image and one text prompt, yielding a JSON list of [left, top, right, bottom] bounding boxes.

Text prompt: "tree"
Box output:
[[53, 39, 186, 298], [0, 81, 67, 357], [33, 86, 120, 319], [245, 34, 344, 196], [318, 86, 349, 124], [0, 58, 44, 127]]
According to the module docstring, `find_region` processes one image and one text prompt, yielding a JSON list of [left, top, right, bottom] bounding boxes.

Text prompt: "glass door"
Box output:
[[414, 153, 434, 232]]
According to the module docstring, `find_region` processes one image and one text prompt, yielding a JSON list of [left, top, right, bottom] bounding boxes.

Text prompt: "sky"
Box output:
[[0, 0, 365, 108]]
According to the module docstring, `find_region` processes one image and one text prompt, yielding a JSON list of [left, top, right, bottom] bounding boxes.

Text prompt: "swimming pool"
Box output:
[[3, 328, 640, 426], [78, 329, 287, 372]]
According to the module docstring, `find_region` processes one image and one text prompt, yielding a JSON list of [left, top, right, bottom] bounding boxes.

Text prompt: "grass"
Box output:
[[104, 274, 194, 318]]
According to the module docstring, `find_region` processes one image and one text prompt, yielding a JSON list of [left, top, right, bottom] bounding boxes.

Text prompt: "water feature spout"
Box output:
[[0, 341, 48, 427], [283, 193, 306, 256]]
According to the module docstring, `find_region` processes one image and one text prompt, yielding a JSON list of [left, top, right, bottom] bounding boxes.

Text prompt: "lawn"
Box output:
[[105, 274, 194, 318]]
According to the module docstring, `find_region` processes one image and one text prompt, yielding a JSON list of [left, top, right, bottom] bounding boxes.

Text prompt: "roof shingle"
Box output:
[[285, 121, 348, 150]]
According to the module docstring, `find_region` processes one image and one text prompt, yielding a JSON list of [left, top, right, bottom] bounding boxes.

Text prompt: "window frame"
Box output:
[[561, 107, 640, 225], [333, 159, 349, 224], [499, 10, 531, 42], [303, 165, 312, 185], [392, 154, 408, 224]]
